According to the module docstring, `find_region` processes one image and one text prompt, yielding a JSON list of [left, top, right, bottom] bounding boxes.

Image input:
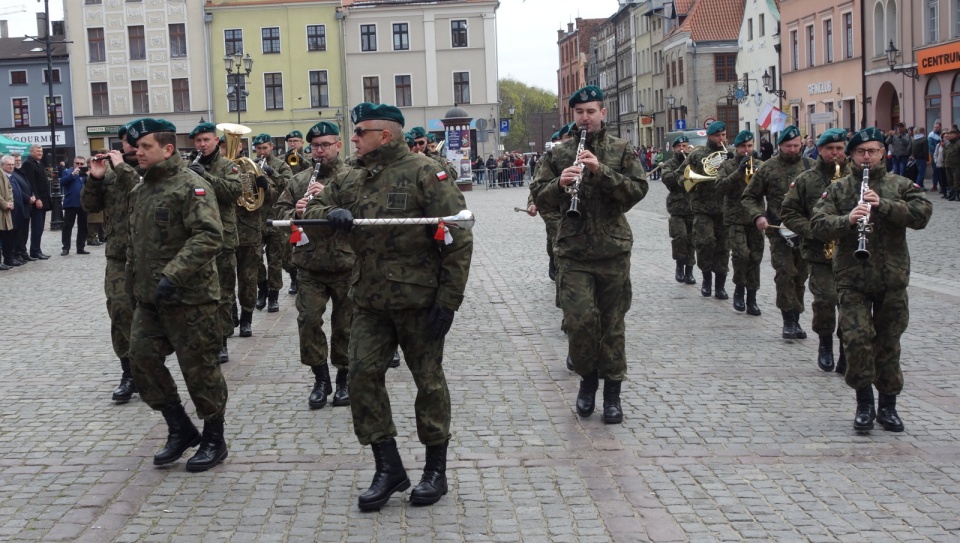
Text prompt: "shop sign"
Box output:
[[87, 125, 124, 135], [807, 81, 832, 95], [918, 42, 960, 75], [2, 131, 66, 145]]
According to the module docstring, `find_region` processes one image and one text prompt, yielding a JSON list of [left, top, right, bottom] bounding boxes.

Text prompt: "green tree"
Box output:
[[498, 78, 559, 153]]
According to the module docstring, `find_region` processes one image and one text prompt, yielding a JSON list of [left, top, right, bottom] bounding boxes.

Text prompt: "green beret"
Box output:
[[551, 131, 561, 141], [568, 85, 604, 108], [816, 128, 848, 147], [306, 121, 339, 141], [117, 123, 129, 139], [557, 124, 571, 139], [285, 130, 303, 140], [252, 134, 272, 145], [565, 122, 581, 135], [350, 102, 405, 127], [427, 133, 436, 143], [706, 121, 726, 136], [188, 122, 216, 140], [672, 136, 689, 147], [404, 132, 415, 147], [409, 127, 427, 139], [126, 118, 177, 146], [777, 125, 801, 145], [845, 127, 885, 155], [733, 130, 754, 147], [219, 136, 226, 144]]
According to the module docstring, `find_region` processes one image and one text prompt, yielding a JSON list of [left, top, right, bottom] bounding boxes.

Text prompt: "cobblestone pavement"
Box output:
[[1, 182, 959, 543]]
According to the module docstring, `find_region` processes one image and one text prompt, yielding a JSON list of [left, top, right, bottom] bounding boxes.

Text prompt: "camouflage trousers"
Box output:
[[349, 307, 451, 447], [947, 167, 960, 193], [693, 212, 729, 275], [104, 257, 132, 360], [838, 287, 907, 394], [807, 261, 839, 336], [541, 212, 561, 308], [216, 251, 237, 340], [296, 269, 353, 371], [668, 214, 695, 266], [767, 235, 809, 313], [727, 224, 764, 290], [259, 228, 292, 290], [559, 253, 631, 381], [235, 245, 260, 313], [129, 301, 228, 420]]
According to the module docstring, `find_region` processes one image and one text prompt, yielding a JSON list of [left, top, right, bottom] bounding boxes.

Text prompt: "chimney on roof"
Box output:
[[37, 12, 48, 39], [567, 22, 574, 33], [0, 20, 8, 39]]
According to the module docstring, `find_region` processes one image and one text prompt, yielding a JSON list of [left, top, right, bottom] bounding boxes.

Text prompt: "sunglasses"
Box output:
[[353, 127, 383, 137]]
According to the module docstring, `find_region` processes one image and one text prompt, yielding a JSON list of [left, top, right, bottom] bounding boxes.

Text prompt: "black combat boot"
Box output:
[[682, 265, 697, 285], [714, 273, 728, 300], [793, 310, 807, 339], [218, 339, 229, 364], [732, 285, 745, 312], [186, 416, 228, 472], [576, 369, 599, 417], [410, 442, 448, 506], [548, 259, 557, 282], [565, 354, 575, 372], [601, 380, 623, 424], [267, 290, 280, 313], [154, 404, 201, 466], [835, 340, 847, 374], [308, 365, 331, 409], [745, 289, 761, 316], [877, 393, 905, 432], [390, 348, 401, 368], [781, 310, 798, 339], [332, 369, 350, 406], [675, 262, 684, 283], [239, 310, 253, 337], [288, 270, 298, 295], [112, 357, 138, 403], [358, 438, 411, 511], [700, 271, 712, 297], [817, 335, 835, 371], [854, 387, 876, 431], [255, 280, 267, 310]]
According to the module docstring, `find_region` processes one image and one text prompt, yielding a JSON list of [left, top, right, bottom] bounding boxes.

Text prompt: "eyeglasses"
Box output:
[[316, 141, 338, 150], [353, 127, 383, 137], [852, 148, 884, 157]]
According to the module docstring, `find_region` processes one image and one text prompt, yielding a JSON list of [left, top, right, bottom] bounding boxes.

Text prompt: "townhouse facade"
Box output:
[[735, 0, 782, 139], [558, 18, 605, 126]]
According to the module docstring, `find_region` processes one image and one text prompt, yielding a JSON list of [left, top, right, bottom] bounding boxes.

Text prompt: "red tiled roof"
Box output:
[[674, 0, 696, 16], [674, 0, 744, 42]]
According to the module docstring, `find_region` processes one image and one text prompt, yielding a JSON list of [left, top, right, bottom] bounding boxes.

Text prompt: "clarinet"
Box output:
[[190, 150, 202, 166], [853, 166, 873, 261], [565, 127, 588, 219], [304, 162, 323, 201]]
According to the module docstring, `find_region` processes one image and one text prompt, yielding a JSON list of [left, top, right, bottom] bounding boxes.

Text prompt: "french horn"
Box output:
[[217, 122, 265, 211]]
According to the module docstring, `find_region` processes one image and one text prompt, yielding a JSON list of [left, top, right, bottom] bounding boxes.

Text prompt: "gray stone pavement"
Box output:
[[1, 182, 959, 542]]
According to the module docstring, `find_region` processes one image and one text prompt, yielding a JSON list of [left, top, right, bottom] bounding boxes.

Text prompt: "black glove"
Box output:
[[327, 207, 354, 232], [427, 304, 455, 340], [188, 163, 205, 177], [154, 276, 178, 304], [262, 164, 275, 176], [255, 175, 269, 190], [738, 155, 751, 172]]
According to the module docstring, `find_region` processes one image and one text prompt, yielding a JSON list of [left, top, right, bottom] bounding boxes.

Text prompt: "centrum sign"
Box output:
[[2, 131, 66, 146], [917, 42, 960, 75]]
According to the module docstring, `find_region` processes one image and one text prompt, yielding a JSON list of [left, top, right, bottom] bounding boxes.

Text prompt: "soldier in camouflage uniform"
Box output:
[[119, 119, 229, 472], [741, 126, 811, 340], [678, 121, 731, 299], [257, 133, 296, 312], [187, 123, 247, 363], [810, 127, 931, 433], [283, 130, 313, 176], [412, 126, 458, 181], [781, 128, 849, 373], [276, 121, 355, 409], [82, 124, 141, 403], [660, 136, 696, 285], [943, 128, 960, 200], [715, 130, 764, 315], [303, 103, 472, 511], [532, 85, 648, 425]]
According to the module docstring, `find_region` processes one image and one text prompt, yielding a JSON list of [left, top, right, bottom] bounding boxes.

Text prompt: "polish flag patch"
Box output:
[[436, 171, 448, 181], [194, 187, 206, 196]]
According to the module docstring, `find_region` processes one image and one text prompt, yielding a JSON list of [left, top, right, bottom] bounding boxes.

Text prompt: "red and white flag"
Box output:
[[757, 102, 776, 129]]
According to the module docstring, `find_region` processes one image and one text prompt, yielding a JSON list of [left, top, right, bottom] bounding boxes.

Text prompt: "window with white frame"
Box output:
[[927, 0, 939, 43], [806, 25, 815, 67], [11, 70, 26, 84], [91, 82, 109, 115], [844, 13, 854, 59], [173, 78, 189, 112], [454, 71, 470, 104], [13, 98, 29, 127], [363, 76, 380, 103], [43, 69, 60, 83], [759, 14, 765, 36], [264, 73, 283, 109], [307, 25, 326, 51], [170, 23, 187, 57], [791, 30, 799, 70], [451, 20, 468, 48], [361, 25, 377, 52], [309, 70, 329, 108], [824, 20, 833, 63], [132, 80, 149, 113], [46, 96, 63, 126], [393, 23, 409, 51], [395, 75, 412, 107], [225, 29, 243, 55], [128, 25, 146, 60], [262, 27, 280, 54]]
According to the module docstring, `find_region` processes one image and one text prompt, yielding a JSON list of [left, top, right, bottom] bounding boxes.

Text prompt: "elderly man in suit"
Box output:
[[1, 155, 32, 266], [19, 144, 52, 260]]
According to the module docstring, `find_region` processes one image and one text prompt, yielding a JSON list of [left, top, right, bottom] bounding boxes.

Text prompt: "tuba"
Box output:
[[683, 143, 731, 192], [218, 122, 265, 211], [822, 162, 844, 259]]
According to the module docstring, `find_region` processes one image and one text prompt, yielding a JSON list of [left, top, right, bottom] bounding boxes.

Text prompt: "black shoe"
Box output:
[[601, 380, 623, 424], [565, 354, 575, 372], [88, 240, 102, 247], [76, 249, 90, 255], [31, 252, 50, 260], [548, 260, 557, 282], [700, 271, 712, 297], [255, 280, 267, 310], [390, 349, 401, 368], [793, 310, 807, 339], [218, 341, 229, 364], [186, 416, 228, 472], [576, 369, 599, 417], [112, 357, 138, 403], [835, 341, 847, 374], [674, 262, 684, 283], [817, 335, 835, 371], [5, 259, 22, 267], [239, 310, 253, 338], [410, 442, 448, 506], [308, 365, 330, 409], [154, 404, 201, 465], [267, 290, 280, 313], [332, 369, 350, 406], [745, 289, 761, 316], [0, 263, 9, 271], [682, 265, 696, 285], [877, 393, 904, 432], [714, 273, 728, 300], [732, 285, 745, 312], [20, 254, 36, 262], [60, 248, 69, 256], [288, 270, 298, 295], [781, 310, 799, 339], [358, 438, 411, 512], [854, 387, 876, 431]]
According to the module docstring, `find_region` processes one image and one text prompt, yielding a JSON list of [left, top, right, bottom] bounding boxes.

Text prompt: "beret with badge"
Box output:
[[117, 122, 130, 139], [285, 130, 303, 140], [845, 127, 885, 155], [126, 118, 178, 146], [816, 128, 847, 147], [427, 133, 436, 143], [706, 121, 726, 136], [672, 135, 689, 147], [409, 126, 427, 139], [733, 130, 754, 147], [350, 102, 405, 127], [568, 85, 604, 108], [188, 122, 217, 140], [252, 133, 272, 146], [306, 121, 340, 142], [777, 125, 801, 145]]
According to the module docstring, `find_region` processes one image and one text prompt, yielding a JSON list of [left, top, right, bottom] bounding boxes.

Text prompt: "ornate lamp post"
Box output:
[[223, 52, 254, 124], [885, 41, 919, 80], [761, 70, 788, 98]]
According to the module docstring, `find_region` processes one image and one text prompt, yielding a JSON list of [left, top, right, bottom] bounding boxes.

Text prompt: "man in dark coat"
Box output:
[[19, 144, 51, 259]]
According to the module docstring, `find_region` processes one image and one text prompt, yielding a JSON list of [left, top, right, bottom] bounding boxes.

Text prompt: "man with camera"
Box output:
[[59, 156, 90, 256]]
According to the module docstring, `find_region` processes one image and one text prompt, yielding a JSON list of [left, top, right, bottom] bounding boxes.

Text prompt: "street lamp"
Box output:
[[224, 52, 254, 124], [761, 70, 787, 98], [885, 41, 920, 80], [667, 94, 688, 116]]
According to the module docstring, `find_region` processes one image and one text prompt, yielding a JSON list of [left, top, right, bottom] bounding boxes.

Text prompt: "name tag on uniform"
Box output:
[[386, 192, 408, 210], [155, 207, 170, 223]]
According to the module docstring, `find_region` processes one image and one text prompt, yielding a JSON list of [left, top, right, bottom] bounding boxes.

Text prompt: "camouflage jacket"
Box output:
[[660, 153, 692, 217], [678, 141, 729, 215], [276, 157, 356, 274], [810, 164, 931, 291], [236, 154, 284, 246], [943, 139, 960, 169], [81, 159, 140, 260], [715, 154, 763, 226], [195, 148, 241, 251], [127, 154, 223, 305], [531, 125, 648, 261], [528, 160, 562, 218], [302, 140, 473, 312], [285, 149, 314, 176], [781, 157, 849, 264], [261, 153, 293, 222], [425, 149, 459, 181], [741, 153, 810, 236]]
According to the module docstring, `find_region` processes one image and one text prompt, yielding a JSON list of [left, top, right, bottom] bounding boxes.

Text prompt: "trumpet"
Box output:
[[565, 127, 588, 219], [743, 154, 754, 185], [286, 148, 300, 168], [854, 165, 873, 261], [823, 162, 844, 259]]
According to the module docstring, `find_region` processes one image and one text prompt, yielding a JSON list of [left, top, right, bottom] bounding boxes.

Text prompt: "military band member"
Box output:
[[303, 103, 472, 510], [715, 130, 764, 315], [741, 126, 811, 339], [188, 122, 246, 364], [943, 127, 960, 200], [660, 136, 697, 284], [411, 126, 458, 181], [425, 133, 438, 153], [284, 130, 313, 175], [276, 121, 355, 409], [781, 128, 849, 372], [532, 85, 648, 424], [119, 118, 229, 472], [257, 136, 295, 312], [810, 127, 931, 432]]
